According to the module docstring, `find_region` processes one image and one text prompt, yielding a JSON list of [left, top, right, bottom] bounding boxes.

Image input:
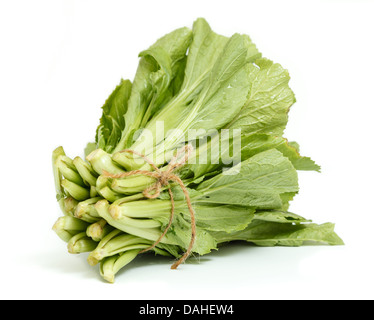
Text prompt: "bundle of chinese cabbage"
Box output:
[[52, 18, 343, 283]]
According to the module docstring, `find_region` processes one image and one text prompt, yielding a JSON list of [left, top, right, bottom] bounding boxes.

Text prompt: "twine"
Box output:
[[103, 145, 196, 270]]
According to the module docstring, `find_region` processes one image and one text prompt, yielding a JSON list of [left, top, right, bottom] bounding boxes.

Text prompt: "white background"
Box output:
[[1, 0, 373, 300]]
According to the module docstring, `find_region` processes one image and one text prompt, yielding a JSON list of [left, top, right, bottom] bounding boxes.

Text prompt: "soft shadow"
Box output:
[[34, 239, 334, 284], [31, 246, 101, 281]]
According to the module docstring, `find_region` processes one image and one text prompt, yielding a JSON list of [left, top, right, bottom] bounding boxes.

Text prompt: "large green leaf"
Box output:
[[253, 210, 311, 223], [113, 27, 193, 152], [161, 214, 218, 255], [240, 134, 321, 172], [125, 19, 261, 168], [154, 203, 255, 233], [187, 34, 261, 134], [183, 132, 320, 180], [126, 18, 229, 157], [95, 79, 132, 153], [179, 18, 228, 99], [213, 221, 344, 246], [227, 58, 295, 135], [196, 149, 299, 209]]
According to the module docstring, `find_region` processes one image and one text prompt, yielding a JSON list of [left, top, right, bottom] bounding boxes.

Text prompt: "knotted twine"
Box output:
[[103, 145, 196, 270]]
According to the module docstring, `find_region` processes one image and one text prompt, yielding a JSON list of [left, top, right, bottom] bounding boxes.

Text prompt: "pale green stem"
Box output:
[[68, 232, 98, 254], [95, 200, 170, 244], [100, 249, 140, 283], [52, 146, 65, 201], [108, 199, 175, 219], [62, 197, 79, 217], [97, 186, 123, 202], [89, 233, 152, 262], [57, 155, 85, 186], [111, 193, 145, 206], [53, 216, 89, 243], [86, 149, 124, 175], [86, 219, 115, 242], [74, 197, 102, 223], [61, 179, 90, 201], [73, 156, 98, 186], [90, 186, 99, 197]]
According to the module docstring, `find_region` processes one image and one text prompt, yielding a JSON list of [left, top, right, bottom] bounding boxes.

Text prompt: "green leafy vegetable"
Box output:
[[51, 18, 342, 283]]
